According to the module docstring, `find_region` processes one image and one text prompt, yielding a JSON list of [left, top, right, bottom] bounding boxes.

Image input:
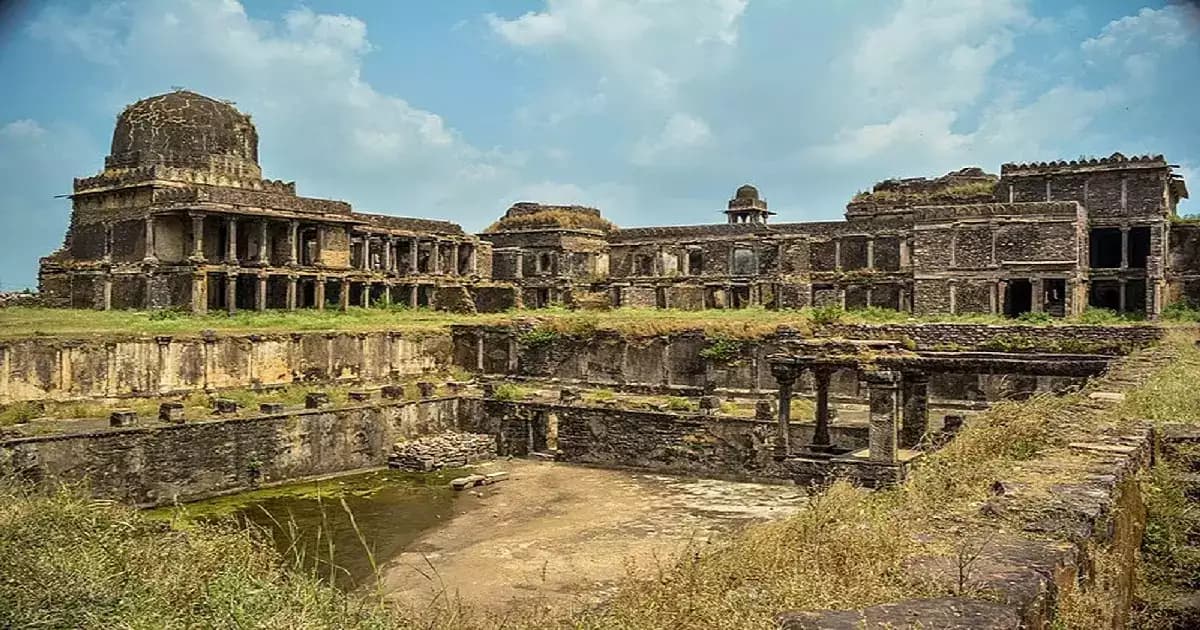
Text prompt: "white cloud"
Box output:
[[488, 0, 748, 103], [25, 0, 578, 230], [631, 113, 713, 165], [0, 119, 46, 139], [1081, 5, 1200, 78], [851, 0, 1033, 110]]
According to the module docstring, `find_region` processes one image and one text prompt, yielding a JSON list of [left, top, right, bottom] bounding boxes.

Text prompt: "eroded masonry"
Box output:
[[39, 89, 1196, 318]]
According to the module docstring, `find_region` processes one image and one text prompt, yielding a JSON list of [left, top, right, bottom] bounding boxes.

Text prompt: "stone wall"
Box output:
[[0, 398, 462, 506], [466, 399, 868, 481], [0, 331, 451, 403], [451, 324, 1158, 403]]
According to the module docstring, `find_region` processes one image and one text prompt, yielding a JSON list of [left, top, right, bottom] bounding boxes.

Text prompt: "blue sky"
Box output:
[[1, 0, 1198, 289]]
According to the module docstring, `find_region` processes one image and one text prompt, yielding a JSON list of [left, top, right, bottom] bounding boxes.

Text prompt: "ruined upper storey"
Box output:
[[998, 152, 1189, 220], [846, 168, 999, 219], [106, 90, 261, 178]]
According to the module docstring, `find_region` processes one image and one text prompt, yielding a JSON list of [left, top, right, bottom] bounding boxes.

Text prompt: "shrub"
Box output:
[[518, 328, 559, 347], [1162, 301, 1200, 322], [1015, 311, 1053, 324], [699, 337, 743, 364], [665, 397, 696, 412], [809, 304, 845, 326], [492, 383, 529, 401]]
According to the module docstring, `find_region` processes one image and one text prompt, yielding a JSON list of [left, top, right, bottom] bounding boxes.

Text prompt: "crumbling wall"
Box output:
[[0, 398, 461, 506], [470, 399, 867, 481], [0, 331, 452, 404]]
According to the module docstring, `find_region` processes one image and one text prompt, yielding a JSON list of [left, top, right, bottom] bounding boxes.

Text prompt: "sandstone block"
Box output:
[[158, 402, 185, 424], [110, 410, 136, 427], [305, 392, 330, 409]]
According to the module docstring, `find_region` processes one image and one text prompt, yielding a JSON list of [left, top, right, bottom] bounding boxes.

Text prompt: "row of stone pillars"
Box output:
[[771, 363, 928, 463]]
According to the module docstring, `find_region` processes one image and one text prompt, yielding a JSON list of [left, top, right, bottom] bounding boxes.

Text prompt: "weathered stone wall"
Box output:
[[0, 331, 452, 403], [467, 399, 867, 481], [778, 334, 1172, 629], [451, 324, 1158, 402], [0, 398, 461, 506]]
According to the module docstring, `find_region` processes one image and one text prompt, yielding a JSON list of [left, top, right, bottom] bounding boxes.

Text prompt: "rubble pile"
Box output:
[[388, 432, 496, 472]]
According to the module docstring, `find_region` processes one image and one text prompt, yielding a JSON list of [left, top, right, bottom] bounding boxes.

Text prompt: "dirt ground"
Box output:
[[379, 459, 804, 612]]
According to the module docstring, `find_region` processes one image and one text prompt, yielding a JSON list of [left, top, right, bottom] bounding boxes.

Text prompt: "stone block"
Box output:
[[158, 402, 185, 424], [698, 395, 720, 414], [214, 398, 240, 415], [348, 390, 373, 402], [450, 474, 486, 490], [446, 381, 464, 394], [482, 382, 496, 398], [755, 399, 774, 420], [259, 402, 285, 414], [943, 414, 965, 434], [381, 385, 405, 400], [484, 471, 510, 484], [305, 392, 330, 409], [110, 410, 136, 427], [559, 387, 581, 405], [417, 382, 437, 398]]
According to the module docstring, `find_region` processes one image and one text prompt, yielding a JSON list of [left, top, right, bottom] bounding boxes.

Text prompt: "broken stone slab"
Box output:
[[450, 474, 486, 490], [559, 387, 580, 405], [259, 402, 285, 414], [110, 409, 136, 427], [698, 395, 720, 414], [348, 390, 373, 402], [1067, 441, 1139, 455], [445, 381, 464, 394], [1088, 391, 1126, 403], [213, 398, 240, 415], [381, 385, 405, 400], [305, 392, 330, 409], [530, 451, 556, 461], [158, 402, 185, 424], [417, 382, 437, 398], [484, 471, 509, 484]]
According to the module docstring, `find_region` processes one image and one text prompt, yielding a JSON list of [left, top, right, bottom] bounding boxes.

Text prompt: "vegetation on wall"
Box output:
[[483, 209, 616, 234]]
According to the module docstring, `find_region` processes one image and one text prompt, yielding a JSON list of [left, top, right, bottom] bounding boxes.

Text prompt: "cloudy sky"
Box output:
[[1, 0, 1198, 289]]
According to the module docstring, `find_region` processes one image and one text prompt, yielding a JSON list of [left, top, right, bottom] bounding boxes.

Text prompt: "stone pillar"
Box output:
[[225, 273, 238, 315], [1119, 279, 1128, 312], [383, 236, 393, 273], [410, 238, 419, 274], [256, 220, 269, 264], [358, 238, 369, 271], [143, 215, 157, 262], [515, 251, 525, 279], [432, 240, 442, 274], [866, 238, 875, 270], [864, 369, 901, 463], [469, 245, 478, 275], [770, 363, 799, 458], [315, 277, 326, 311], [1031, 278, 1044, 313], [103, 223, 114, 263], [811, 368, 833, 451], [834, 239, 842, 271], [381, 282, 391, 307], [314, 226, 325, 265], [900, 372, 929, 449], [451, 242, 461, 276], [1120, 227, 1130, 270], [410, 285, 419, 308], [286, 276, 297, 310], [256, 274, 267, 311], [339, 280, 350, 311], [226, 217, 238, 264], [102, 276, 113, 311], [189, 273, 204, 314], [361, 283, 370, 308], [287, 220, 298, 266], [190, 213, 205, 261]]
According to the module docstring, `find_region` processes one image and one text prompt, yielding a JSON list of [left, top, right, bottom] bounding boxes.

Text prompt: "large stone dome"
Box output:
[[105, 90, 261, 178]]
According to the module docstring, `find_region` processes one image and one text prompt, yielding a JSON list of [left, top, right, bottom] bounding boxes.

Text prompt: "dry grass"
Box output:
[[0, 304, 1158, 341]]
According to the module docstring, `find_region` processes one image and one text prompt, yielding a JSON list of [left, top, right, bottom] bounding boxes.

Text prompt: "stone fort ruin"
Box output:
[[38, 89, 1197, 319]]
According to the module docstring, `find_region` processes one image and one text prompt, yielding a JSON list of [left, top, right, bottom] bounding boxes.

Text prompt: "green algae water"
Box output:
[[149, 468, 466, 590]]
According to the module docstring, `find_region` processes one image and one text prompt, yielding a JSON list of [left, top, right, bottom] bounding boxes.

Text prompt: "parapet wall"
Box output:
[[0, 331, 452, 404], [0, 398, 462, 507]]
